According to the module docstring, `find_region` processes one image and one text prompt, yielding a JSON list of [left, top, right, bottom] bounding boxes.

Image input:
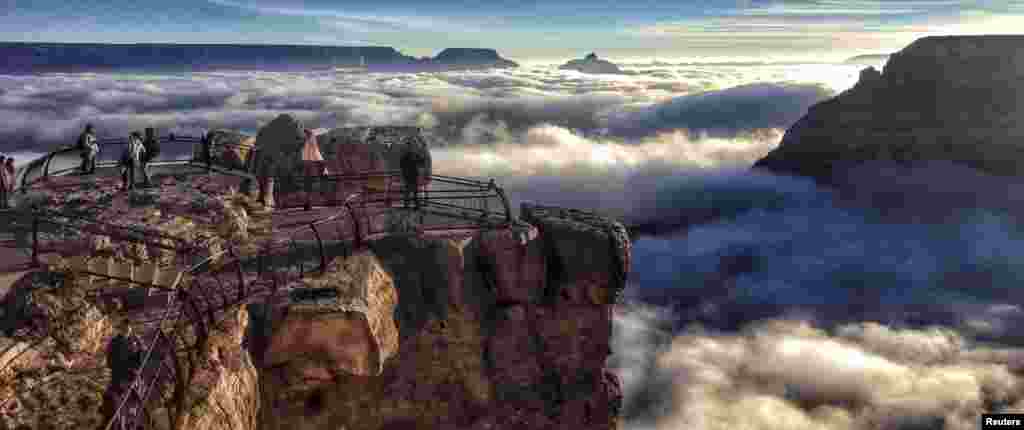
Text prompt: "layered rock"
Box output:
[[257, 250, 400, 429], [0, 271, 114, 430], [559, 53, 625, 75], [754, 35, 1024, 183]]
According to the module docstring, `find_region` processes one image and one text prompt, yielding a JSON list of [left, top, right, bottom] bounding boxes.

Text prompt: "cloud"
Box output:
[[611, 316, 1024, 430], [0, 64, 849, 160], [604, 83, 831, 138]]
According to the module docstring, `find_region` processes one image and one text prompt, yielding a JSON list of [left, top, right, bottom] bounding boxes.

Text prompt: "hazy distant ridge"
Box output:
[[0, 42, 517, 73]]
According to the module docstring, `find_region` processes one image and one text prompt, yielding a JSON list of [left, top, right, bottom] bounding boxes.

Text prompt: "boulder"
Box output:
[[254, 114, 306, 178], [207, 129, 256, 171], [263, 250, 399, 378]]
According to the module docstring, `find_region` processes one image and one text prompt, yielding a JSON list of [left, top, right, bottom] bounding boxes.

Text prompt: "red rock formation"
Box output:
[[250, 204, 629, 430]]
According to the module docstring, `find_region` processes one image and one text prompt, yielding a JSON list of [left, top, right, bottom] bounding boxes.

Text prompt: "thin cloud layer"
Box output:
[[0, 63, 847, 162]]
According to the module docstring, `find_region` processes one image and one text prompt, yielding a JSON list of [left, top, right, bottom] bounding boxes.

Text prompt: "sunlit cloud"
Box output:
[[613, 317, 1024, 430]]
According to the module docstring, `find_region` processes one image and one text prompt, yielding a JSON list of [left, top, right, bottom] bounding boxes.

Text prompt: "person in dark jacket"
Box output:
[[399, 138, 425, 209], [121, 132, 146, 191], [141, 127, 160, 186], [4, 157, 13, 195], [0, 155, 7, 210], [101, 330, 143, 429], [77, 123, 98, 174]]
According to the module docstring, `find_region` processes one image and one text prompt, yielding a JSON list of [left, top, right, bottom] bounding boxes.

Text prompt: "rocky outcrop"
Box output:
[[254, 114, 306, 179], [206, 129, 256, 171], [145, 306, 261, 430], [428, 48, 518, 69], [754, 35, 1024, 183], [0, 271, 114, 430], [559, 53, 624, 74], [250, 205, 629, 430]]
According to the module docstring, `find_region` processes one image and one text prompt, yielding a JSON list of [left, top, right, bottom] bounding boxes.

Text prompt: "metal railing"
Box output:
[[23, 208, 201, 268], [99, 178, 514, 428], [271, 170, 512, 224], [19, 134, 258, 190]]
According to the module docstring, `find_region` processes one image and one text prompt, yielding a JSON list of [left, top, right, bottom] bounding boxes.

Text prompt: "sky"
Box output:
[[4, 0, 1024, 61]]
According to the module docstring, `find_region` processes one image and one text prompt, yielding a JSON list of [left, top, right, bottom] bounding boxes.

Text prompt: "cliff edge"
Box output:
[[754, 35, 1024, 184]]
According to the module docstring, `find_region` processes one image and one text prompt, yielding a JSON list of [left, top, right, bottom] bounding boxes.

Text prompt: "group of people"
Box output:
[[0, 155, 16, 209], [75, 124, 162, 190], [72, 123, 433, 207]]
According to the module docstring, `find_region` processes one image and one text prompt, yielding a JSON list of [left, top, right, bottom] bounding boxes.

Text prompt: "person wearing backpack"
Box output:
[[77, 123, 98, 174], [0, 155, 7, 209], [141, 127, 161, 186], [400, 137, 426, 209], [121, 132, 146, 190]]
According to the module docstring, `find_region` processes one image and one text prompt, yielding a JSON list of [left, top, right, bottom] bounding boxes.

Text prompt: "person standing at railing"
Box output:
[[121, 132, 146, 191], [77, 123, 98, 174], [0, 155, 7, 209], [400, 137, 426, 209], [141, 127, 161, 187], [3, 157, 13, 205]]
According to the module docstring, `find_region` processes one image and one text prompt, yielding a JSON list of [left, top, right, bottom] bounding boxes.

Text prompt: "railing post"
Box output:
[[309, 222, 326, 274], [495, 186, 512, 224], [304, 170, 312, 211], [31, 214, 39, 266], [347, 202, 362, 250], [203, 134, 212, 173], [43, 152, 54, 179]]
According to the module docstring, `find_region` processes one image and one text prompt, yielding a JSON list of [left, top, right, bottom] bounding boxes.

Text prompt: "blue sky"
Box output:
[[3, 0, 1024, 60]]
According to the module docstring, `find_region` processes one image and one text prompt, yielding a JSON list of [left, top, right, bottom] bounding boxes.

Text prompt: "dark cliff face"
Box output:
[[753, 35, 1024, 184]]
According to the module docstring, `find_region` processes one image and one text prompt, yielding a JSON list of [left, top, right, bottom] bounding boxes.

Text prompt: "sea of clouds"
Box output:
[[2, 59, 1020, 428]]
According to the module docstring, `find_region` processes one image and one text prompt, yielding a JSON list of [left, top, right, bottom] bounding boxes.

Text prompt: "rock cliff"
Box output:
[[559, 53, 624, 75], [249, 203, 629, 429], [754, 35, 1024, 184]]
